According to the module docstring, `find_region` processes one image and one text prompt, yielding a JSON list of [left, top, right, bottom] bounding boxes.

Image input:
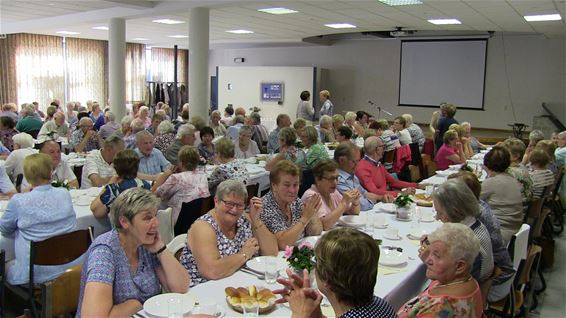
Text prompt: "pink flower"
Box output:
[[284, 245, 294, 258], [298, 241, 313, 250]]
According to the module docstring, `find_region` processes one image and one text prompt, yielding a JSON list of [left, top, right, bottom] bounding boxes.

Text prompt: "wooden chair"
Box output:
[[298, 169, 314, 198], [175, 200, 204, 236], [167, 234, 188, 261], [1, 249, 5, 318], [44, 265, 82, 317], [480, 266, 502, 309], [382, 149, 395, 172], [157, 207, 174, 244], [246, 183, 259, 203], [408, 165, 421, 183], [547, 168, 564, 235], [201, 196, 214, 215]]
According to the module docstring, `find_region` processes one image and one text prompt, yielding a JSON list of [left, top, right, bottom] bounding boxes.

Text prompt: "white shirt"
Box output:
[[398, 129, 412, 145], [81, 150, 116, 189], [21, 157, 77, 189], [3, 148, 38, 180]]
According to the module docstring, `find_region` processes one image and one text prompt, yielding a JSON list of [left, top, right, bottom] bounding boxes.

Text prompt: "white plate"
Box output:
[[143, 293, 197, 317], [375, 203, 395, 213], [407, 229, 428, 240], [383, 233, 402, 240], [435, 170, 452, 177], [448, 164, 462, 170], [246, 256, 288, 273], [419, 217, 436, 223], [338, 215, 365, 228], [379, 250, 408, 266], [395, 217, 412, 222], [74, 197, 92, 206], [374, 223, 389, 229]]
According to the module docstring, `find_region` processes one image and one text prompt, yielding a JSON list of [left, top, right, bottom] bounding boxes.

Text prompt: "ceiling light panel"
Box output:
[[168, 35, 188, 38], [56, 31, 80, 35], [428, 18, 462, 25], [152, 19, 185, 25], [324, 23, 357, 29], [92, 26, 108, 30], [132, 38, 149, 41], [524, 14, 561, 22], [258, 7, 298, 15], [226, 29, 254, 34], [379, 0, 422, 6]]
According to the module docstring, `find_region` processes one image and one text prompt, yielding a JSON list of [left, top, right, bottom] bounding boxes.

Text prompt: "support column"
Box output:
[[109, 18, 126, 121], [189, 7, 209, 120]]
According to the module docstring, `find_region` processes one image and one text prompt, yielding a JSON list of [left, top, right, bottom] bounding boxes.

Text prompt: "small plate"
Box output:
[[143, 293, 196, 317], [435, 170, 452, 177], [246, 256, 287, 273], [395, 217, 412, 222], [383, 234, 402, 240], [419, 217, 436, 223], [379, 249, 408, 266], [374, 223, 389, 229], [338, 215, 366, 228]]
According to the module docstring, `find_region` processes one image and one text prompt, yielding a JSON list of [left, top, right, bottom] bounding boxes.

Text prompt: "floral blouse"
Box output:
[[208, 159, 249, 192], [154, 132, 176, 153], [179, 213, 253, 287], [198, 143, 215, 163], [305, 143, 329, 169], [281, 146, 307, 169], [259, 191, 305, 240], [507, 165, 534, 204], [397, 280, 483, 318]]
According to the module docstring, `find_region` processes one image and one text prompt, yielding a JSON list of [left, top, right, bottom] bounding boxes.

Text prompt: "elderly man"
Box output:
[[355, 136, 422, 197], [70, 117, 100, 152], [249, 112, 268, 150], [135, 130, 172, 181], [98, 111, 120, 139], [21, 140, 79, 190], [125, 118, 145, 149], [15, 104, 42, 135], [4, 133, 37, 181], [226, 115, 245, 141], [335, 143, 394, 210], [164, 124, 196, 165], [0, 103, 19, 123], [81, 135, 124, 188], [37, 111, 69, 141], [235, 107, 246, 118], [65, 102, 78, 128], [146, 113, 164, 135], [267, 114, 291, 154]]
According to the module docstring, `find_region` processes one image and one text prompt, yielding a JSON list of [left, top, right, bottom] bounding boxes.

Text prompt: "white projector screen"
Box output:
[[399, 39, 487, 109]]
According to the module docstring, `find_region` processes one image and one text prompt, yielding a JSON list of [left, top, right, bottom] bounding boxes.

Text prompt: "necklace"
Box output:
[[434, 276, 472, 289]]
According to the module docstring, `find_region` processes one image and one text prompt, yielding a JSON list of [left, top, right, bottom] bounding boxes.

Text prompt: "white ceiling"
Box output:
[[1, 0, 565, 49]]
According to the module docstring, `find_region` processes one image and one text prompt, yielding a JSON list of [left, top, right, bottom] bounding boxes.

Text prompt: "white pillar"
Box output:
[[189, 7, 209, 120], [109, 18, 126, 121]]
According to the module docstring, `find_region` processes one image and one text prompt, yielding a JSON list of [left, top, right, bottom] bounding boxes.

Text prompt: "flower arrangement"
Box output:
[[394, 193, 413, 209], [284, 242, 315, 273], [51, 179, 70, 190]]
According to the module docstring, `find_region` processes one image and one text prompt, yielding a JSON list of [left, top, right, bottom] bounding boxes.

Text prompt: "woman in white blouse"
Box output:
[[234, 125, 260, 159]]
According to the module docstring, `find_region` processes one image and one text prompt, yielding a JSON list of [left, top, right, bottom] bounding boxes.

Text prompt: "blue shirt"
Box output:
[[267, 127, 281, 154], [320, 99, 334, 117], [226, 123, 243, 142], [337, 168, 374, 211], [0, 185, 79, 284], [135, 148, 171, 175]]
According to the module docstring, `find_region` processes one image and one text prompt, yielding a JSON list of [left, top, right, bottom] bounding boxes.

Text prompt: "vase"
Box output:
[[396, 206, 412, 221]]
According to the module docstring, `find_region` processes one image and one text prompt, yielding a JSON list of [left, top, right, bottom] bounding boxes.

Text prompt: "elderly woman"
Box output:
[[208, 137, 249, 192], [319, 90, 333, 117], [536, 139, 559, 178], [198, 126, 216, 163], [260, 160, 323, 249], [435, 103, 458, 150], [296, 90, 314, 123], [91, 149, 151, 218], [153, 120, 176, 153], [277, 228, 397, 318], [146, 114, 164, 135], [480, 146, 523, 243], [78, 188, 189, 317], [70, 117, 100, 153], [502, 138, 534, 204], [153, 146, 210, 228], [302, 160, 360, 230], [3, 132, 36, 181], [138, 105, 151, 128], [265, 127, 307, 171], [293, 118, 307, 137], [521, 129, 545, 165], [432, 179, 494, 282], [461, 122, 487, 154], [0, 154, 79, 285], [318, 115, 335, 143], [434, 130, 466, 170], [190, 115, 207, 147], [392, 116, 413, 145], [235, 125, 260, 159], [180, 180, 277, 287], [449, 123, 473, 159], [555, 131, 566, 204], [398, 223, 483, 317], [210, 110, 227, 137], [0, 116, 17, 151], [300, 126, 329, 169], [331, 114, 344, 138], [402, 113, 425, 151], [344, 111, 364, 138], [528, 149, 555, 200]]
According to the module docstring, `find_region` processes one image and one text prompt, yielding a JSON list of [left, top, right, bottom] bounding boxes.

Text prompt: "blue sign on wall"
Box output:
[[260, 83, 284, 102]]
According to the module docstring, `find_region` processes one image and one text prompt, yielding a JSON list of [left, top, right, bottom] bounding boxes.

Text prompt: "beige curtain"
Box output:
[[65, 37, 107, 107], [13, 33, 65, 110], [150, 47, 188, 84], [126, 43, 146, 103], [0, 35, 18, 105]]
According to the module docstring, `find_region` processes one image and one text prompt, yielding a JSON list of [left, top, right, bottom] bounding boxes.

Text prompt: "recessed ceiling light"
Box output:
[[258, 7, 298, 15], [92, 26, 109, 31], [226, 30, 254, 34], [524, 14, 562, 22], [132, 38, 149, 41], [168, 35, 188, 38], [153, 19, 185, 25], [379, 0, 422, 6], [56, 31, 80, 35], [324, 23, 357, 29], [428, 18, 462, 25]]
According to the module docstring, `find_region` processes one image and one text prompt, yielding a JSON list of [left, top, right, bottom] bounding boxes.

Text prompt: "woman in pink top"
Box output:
[[301, 159, 361, 230], [434, 129, 466, 170], [398, 223, 483, 318]]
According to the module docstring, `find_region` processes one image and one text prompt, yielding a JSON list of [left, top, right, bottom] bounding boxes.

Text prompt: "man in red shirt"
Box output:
[[355, 136, 423, 196]]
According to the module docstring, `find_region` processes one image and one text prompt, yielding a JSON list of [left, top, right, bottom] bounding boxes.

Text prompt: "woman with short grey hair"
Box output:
[[154, 120, 176, 153], [318, 115, 335, 143], [265, 127, 307, 171], [179, 180, 277, 287], [300, 126, 329, 169], [235, 125, 260, 159], [208, 137, 249, 192], [77, 188, 190, 317], [432, 179, 494, 283]]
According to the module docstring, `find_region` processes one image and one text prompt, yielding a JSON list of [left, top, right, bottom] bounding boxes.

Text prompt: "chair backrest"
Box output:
[[408, 165, 421, 182], [48, 265, 82, 316], [298, 169, 314, 198], [526, 185, 552, 221], [167, 234, 188, 261], [31, 228, 93, 267], [201, 196, 214, 215], [479, 266, 502, 308], [382, 149, 395, 166], [176, 199, 204, 236], [246, 183, 259, 203], [409, 142, 422, 166], [552, 168, 564, 199], [1, 249, 5, 318], [157, 208, 174, 245], [508, 224, 530, 270]]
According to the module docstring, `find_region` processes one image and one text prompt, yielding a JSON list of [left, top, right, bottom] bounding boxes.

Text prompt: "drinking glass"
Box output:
[[168, 296, 183, 318], [242, 300, 259, 317], [264, 257, 278, 284]]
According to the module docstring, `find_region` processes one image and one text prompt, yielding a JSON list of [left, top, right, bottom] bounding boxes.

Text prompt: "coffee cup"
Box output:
[[384, 227, 399, 239], [374, 214, 387, 227]]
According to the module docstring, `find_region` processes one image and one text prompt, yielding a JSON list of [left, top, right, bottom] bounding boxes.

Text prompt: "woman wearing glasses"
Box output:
[[179, 180, 278, 287], [301, 159, 361, 230]]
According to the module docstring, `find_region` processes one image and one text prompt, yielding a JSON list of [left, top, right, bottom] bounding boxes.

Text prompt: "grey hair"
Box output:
[[344, 112, 356, 122], [215, 179, 248, 202], [121, 115, 133, 126], [304, 126, 319, 145], [103, 135, 125, 149], [528, 129, 545, 142], [432, 179, 480, 222], [401, 114, 413, 125], [158, 120, 175, 134], [12, 133, 34, 148], [319, 115, 332, 126], [428, 223, 480, 269], [278, 127, 297, 146], [135, 130, 154, 144], [558, 131, 566, 140], [130, 118, 146, 133], [139, 105, 149, 114], [79, 117, 94, 126], [239, 125, 253, 136], [105, 111, 115, 121], [24, 103, 35, 115], [176, 124, 195, 140], [234, 115, 245, 124], [461, 121, 471, 129], [363, 136, 381, 155], [211, 110, 221, 117], [111, 188, 161, 230], [334, 142, 355, 162], [250, 112, 261, 124]]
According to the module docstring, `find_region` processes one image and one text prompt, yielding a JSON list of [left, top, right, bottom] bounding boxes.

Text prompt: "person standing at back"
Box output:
[[319, 90, 333, 117]]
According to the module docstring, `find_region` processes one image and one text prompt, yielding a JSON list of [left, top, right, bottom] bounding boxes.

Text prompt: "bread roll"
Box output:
[[227, 296, 241, 305], [225, 287, 238, 297], [237, 287, 249, 297], [248, 285, 257, 298], [257, 288, 273, 299]]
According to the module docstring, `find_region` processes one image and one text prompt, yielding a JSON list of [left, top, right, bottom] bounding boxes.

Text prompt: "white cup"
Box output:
[[384, 227, 399, 239], [374, 214, 387, 227], [425, 185, 434, 198]]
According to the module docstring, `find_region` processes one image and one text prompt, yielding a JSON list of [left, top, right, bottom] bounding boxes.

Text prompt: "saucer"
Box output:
[[374, 223, 389, 229], [383, 234, 402, 240], [395, 217, 412, 222], [419, 217, 436, 223]]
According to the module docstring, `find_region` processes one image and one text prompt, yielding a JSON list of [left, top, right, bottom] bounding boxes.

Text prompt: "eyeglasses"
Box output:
[[221, 199, 245, 210], [320, 176, 339, 182]]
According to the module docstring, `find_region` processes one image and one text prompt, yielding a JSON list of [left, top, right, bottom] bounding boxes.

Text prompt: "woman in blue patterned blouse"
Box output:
[[77, 188, 189, 317]]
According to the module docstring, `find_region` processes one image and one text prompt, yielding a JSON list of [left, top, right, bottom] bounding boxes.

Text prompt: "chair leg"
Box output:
[[534, 266, 547, 295]]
